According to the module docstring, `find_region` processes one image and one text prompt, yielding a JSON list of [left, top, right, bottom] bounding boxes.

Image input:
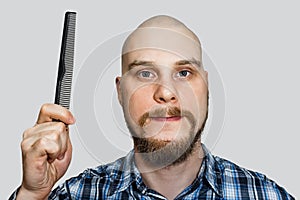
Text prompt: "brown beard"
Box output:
[[132, 106, 208, 168], [133, 127, 203, 168]]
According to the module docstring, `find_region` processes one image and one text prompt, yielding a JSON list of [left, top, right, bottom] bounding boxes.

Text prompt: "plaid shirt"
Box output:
[[9, 144, 294, 199]]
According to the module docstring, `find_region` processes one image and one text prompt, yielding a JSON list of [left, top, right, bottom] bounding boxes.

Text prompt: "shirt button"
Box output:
[[141, 187, 147, 194]]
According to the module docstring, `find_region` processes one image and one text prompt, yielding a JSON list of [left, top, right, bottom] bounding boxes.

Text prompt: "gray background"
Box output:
[[1, 1, 299, 198]]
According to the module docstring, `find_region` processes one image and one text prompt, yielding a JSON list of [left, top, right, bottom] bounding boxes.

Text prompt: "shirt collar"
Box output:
[[201, 144, 223, 197], [108, 144, 223, 197], [107, 150, 143, 196]]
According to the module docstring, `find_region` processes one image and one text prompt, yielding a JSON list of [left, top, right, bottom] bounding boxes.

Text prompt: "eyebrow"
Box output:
[[127, 58, 202, 70], [175, 58, 202, 68], [128, 60, 156, 70]]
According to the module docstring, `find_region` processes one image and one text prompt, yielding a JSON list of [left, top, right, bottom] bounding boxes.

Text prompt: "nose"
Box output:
[[153, 84, 178, 104]]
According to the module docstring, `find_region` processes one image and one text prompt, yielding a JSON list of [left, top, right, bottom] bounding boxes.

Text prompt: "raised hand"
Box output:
[[16, 103, 75, 199]]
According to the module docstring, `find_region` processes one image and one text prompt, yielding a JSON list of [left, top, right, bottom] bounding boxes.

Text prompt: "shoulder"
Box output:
[[71, 157, 125, 182], [69, 156, 126, 188], [49, 156, 128, 199], [213, 155, 294, 199]]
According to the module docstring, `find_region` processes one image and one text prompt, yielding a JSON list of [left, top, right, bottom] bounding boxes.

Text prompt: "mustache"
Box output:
[[138, 107, 191, 127]]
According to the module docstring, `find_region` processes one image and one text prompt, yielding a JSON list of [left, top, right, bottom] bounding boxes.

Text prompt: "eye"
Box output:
[[175, 70, 191, 78], [137, 70, 156, 79]]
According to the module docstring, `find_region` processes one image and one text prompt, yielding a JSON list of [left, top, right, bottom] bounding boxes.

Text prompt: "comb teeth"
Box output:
[[55, 12, 76, 109]]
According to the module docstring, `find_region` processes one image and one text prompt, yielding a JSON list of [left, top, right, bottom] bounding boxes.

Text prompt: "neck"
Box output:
[[134, 142, 204, 200]]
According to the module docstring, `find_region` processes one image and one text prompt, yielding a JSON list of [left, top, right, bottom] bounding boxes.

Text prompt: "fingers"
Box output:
[[23, 103, 75, 165], [22, 122, 70, 162], [32, 137, 66, 163], [36, 103, 75, 125], [24, 121, 68, 139]]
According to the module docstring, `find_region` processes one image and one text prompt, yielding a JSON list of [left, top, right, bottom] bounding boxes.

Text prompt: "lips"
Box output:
[[150, 116, 182, 122], [138, 107, 183, 127]]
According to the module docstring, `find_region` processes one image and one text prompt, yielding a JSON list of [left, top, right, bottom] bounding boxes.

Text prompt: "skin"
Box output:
[[16, 15, 208, 200]]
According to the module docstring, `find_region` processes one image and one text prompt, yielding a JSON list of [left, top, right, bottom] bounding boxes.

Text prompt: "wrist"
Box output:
[[16, 185, 49, 200]]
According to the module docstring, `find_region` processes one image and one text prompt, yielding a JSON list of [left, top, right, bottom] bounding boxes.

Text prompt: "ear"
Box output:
[[115, 76, 123, 105], [203, 70, 208, 86], [200, 69, 209, 85]]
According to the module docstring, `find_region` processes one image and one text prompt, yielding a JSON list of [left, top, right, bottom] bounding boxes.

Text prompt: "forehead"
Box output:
[[122, 28, 202, 67]]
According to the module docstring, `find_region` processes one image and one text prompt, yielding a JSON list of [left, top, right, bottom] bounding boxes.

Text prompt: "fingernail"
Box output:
[[69, 117, 76, 123]]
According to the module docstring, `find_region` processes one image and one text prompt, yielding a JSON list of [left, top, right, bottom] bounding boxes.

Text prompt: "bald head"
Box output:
[[136, 15, 200, 43], [138, 15, 185, 27], [121, 15, 203, 73]]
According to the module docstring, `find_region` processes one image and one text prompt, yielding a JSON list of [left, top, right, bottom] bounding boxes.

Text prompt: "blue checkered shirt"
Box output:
[[9, 144, 294, 199]]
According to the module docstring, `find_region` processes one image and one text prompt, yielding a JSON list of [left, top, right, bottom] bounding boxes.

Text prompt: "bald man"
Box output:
[[10, 15, 294, 200]]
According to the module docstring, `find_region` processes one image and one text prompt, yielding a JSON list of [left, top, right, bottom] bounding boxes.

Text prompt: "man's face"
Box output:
[[117, 28, 208, 167]]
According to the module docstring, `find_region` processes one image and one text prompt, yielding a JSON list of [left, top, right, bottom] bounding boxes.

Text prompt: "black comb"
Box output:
[[54, 11, 76, 109]]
